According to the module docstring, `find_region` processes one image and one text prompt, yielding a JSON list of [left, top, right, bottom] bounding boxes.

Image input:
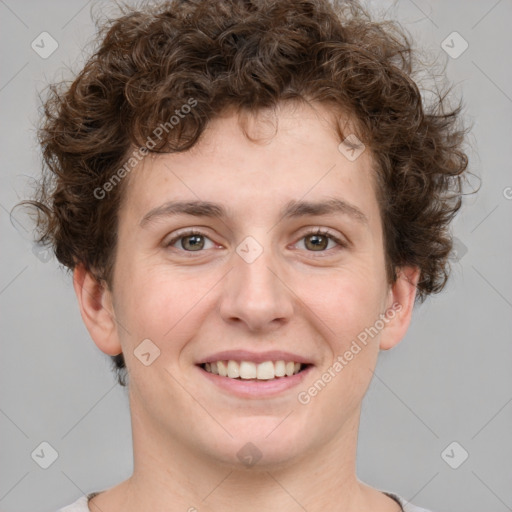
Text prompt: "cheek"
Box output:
[[114, 268, 209, 355], [304, 267, 387, 341], [306, 276, 385, 409]]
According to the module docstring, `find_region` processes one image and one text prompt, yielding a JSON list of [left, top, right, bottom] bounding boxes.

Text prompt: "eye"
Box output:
[[296, 228, 346, 253], [165, 230, 216, 252], [165, 228, 347, 254]]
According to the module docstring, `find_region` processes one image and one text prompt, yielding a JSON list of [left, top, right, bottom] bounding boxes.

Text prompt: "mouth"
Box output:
[[199, 360, 312, 380], [195, 356, 314, 398]]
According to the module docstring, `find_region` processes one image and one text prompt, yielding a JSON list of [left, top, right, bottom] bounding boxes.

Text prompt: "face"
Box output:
[[82, 101, 417, 469]]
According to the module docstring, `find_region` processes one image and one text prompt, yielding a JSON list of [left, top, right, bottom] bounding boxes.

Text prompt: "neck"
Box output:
[[107, 396, 382, 512]]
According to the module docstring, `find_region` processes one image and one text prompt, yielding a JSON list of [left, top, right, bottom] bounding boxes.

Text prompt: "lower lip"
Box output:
[[196, 364, 313, 398]]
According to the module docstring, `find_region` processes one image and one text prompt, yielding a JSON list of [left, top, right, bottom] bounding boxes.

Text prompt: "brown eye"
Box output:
[[166, 230, 215, 252], [304, 233, 330, 251], [297, 229, 346, 253], [180, 234, 205, 251]]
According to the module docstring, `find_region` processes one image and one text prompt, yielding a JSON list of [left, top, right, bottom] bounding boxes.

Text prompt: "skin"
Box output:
[[74, 100, 419, 512]]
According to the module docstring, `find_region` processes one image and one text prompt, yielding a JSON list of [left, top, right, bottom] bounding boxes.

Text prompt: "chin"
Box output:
[[200, 421, 310, 470]]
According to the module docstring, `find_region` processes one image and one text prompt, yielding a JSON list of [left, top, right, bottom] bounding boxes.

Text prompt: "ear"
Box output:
[[379, 266, 421, 351], [72, 264, 123, 356]]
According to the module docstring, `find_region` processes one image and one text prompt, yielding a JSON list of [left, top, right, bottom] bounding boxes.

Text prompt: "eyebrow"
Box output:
[[139, 198, 369, 227]]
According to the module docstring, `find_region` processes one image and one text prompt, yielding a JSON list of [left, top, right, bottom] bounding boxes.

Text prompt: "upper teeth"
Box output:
[[204, 360, 303, 380]]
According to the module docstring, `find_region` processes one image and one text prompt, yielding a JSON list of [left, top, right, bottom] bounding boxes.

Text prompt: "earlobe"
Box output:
[[379, 266, 421, 351], [72, 264, 123, 356]]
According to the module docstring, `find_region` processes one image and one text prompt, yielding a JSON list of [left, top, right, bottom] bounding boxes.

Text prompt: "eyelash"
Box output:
[[165, 228, 347, 256]]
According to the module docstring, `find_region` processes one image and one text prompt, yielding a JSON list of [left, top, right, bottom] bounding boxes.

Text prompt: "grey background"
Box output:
[[1, 1, 511, 511]]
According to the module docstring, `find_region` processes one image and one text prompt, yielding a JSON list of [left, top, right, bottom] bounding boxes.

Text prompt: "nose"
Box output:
[[218, 242, 294, 332]]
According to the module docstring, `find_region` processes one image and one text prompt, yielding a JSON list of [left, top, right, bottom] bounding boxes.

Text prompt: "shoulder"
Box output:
[[383, 490, 437, 512], [56, 490, 436, 512], [55, 492, 97, 512]]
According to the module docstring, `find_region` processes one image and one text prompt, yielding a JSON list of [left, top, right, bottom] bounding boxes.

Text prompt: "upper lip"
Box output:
[[196, 350, 314, 365]]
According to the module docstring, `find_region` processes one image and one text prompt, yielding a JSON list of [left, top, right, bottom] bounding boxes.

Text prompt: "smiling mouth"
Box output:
[[199, 360, 311, 380]]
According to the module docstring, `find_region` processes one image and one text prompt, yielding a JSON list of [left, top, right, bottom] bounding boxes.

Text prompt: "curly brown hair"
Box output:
[[20, 0, 475, 387]]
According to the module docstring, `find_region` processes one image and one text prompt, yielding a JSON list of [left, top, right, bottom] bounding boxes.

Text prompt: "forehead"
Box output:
[[120, 101, 380, 228]]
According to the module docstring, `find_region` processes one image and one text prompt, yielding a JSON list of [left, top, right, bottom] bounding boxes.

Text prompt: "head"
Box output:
[[24, 0, 470, 468]]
